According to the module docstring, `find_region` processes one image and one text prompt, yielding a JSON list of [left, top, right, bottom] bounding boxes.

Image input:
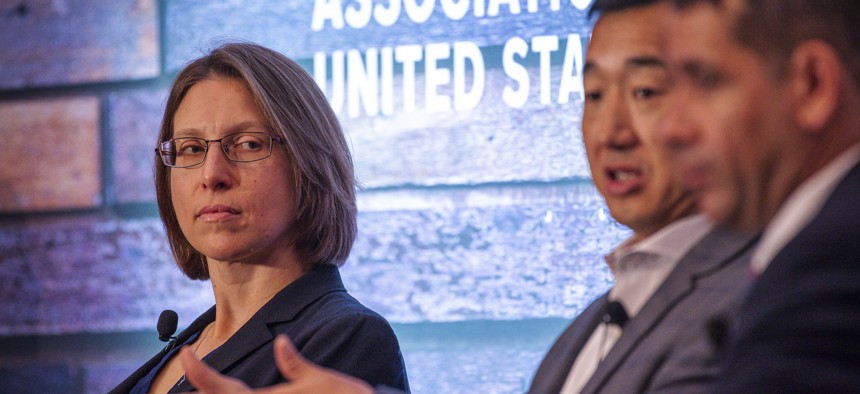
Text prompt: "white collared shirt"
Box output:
[[559, 214, 713, 394], [750, 143, 860, 275]]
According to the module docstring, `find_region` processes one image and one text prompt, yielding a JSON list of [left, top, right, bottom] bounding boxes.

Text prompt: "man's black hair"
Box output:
[[588, 0, 662, 18]]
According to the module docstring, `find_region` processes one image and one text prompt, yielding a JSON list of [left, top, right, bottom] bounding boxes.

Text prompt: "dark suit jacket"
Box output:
[[110, 265, 409, 393], [717, 162, 860, 393], [528, 227, 758, 394]]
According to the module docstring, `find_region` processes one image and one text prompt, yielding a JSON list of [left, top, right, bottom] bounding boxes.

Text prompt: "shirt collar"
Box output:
[[605, 213, 713, 275], [750, 143, 860, 275]]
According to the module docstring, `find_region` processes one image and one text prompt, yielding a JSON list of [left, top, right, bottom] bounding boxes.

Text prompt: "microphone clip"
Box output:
[[603, 300, 629, 328], [163, 336, 178, 352]]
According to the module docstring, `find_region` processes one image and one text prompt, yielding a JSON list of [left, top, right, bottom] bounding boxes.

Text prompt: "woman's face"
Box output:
[[169, 76, 299, 266]]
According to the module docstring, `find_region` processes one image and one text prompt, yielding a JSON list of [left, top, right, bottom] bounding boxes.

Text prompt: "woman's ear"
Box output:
[[788, 40, 842, 134]]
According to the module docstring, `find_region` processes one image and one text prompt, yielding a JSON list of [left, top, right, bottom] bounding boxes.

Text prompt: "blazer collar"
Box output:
[[581, 227, 757, 394], [172, 265, 345, 392]]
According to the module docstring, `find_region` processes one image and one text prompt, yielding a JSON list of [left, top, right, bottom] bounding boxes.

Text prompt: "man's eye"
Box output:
[[633, 87, 666, 99], [699, 76, 721, 89], [634, 88, 655, 98], [693, 70, 724, 90], [584, 91, 602, 101], [683, 63, 726, 91]]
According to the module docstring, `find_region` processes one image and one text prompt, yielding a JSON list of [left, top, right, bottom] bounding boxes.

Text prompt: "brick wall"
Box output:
[[0, 1, 626, 392]]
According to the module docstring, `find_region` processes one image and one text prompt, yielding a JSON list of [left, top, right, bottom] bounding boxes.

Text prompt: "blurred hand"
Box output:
[[181, 334, 375, 394]]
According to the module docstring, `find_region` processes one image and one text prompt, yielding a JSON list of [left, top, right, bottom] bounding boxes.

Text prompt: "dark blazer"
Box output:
[[529, 227, 758, 394], [717, 162, 860, 393], [110, 265, 409, 393]]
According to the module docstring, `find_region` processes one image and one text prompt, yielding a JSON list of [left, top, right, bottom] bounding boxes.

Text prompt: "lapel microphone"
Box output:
[[603, 301, 629, 328], [596, 301, 629, 364], [157, 310, 179, 351]]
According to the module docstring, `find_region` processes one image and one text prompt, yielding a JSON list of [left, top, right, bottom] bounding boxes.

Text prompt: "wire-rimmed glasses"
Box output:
[[155, 132, 284, 168]]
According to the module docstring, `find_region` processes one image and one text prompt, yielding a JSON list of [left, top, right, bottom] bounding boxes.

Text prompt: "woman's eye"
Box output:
[[235, 140, 263, 150], [178, 143, 205, 155]]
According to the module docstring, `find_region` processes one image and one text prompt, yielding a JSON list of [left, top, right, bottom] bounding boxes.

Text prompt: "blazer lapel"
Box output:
[[528, 294, 609, 394], [581, 228, 757, 394], [171, 265, 346, 392]]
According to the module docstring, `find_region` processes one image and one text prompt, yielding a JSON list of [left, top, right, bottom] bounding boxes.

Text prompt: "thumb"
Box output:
[[273, 334, 313, 381], [268, 335, 376, 394]]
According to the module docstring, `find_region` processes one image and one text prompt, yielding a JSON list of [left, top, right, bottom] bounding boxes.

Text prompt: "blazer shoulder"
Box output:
[[717, 163, 860, 392], [292, 288, 391, 326], [280, 290, 409, 391]]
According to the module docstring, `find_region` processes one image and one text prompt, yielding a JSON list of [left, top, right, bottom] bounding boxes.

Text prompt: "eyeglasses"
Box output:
[[155, 132, 284, 168]]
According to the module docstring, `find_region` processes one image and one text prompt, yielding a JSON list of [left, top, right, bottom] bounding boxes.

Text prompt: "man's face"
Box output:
[[583, 2, 695, 241], [660, 0, 794, 232]]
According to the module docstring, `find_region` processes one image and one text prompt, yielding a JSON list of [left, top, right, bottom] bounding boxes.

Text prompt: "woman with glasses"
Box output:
[[110, 42, 408, 394]]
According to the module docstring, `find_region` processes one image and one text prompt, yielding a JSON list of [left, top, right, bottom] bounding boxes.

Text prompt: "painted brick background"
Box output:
[[0, 1, 615, 393], [0, 96, 102, 212], [109, 86, 169, 203], [0, 0, 159, 89]]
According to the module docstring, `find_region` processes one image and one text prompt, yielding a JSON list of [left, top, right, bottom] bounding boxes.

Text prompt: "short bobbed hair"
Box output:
[[155, 42, 357, 280]]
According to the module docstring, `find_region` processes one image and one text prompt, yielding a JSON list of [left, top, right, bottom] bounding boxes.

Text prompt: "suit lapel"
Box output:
[[581, 228, 756, 394], [567, 295, 611, 362], [529, 294, 609, 394]]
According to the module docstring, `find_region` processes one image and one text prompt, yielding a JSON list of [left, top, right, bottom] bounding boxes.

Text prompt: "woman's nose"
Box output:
[[200, 142, 235, 191]]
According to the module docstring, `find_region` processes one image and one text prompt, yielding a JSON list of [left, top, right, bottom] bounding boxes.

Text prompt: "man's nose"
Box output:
[[598, 92, 638, 149], [657, 86, 696, 151]]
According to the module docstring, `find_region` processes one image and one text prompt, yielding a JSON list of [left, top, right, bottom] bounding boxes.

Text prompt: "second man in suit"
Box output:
[[661, 0, 860, 390]]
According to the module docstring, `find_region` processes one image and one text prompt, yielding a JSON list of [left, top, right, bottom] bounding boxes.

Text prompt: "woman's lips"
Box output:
[[196, 204, 240, 222]]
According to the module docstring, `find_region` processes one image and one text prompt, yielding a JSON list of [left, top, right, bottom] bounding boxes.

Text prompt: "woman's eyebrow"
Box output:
[[172, 120, 269, 138], [223, 120, 269, 134]]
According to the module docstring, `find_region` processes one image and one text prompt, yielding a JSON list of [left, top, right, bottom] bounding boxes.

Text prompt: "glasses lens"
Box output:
[[159, 140, 177, 166], [173, 137, 207, 167], [223, 133, 273, 162]]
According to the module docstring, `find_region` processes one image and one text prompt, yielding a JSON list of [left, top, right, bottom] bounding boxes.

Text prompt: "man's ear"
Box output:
[[788, 40, 842, 134]]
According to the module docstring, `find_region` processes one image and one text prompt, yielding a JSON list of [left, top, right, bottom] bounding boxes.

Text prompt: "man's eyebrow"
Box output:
[[626, 56, 667, 69], [583, 56, 667, 77], [583, 61, 596, 75], [681, 59, 712, 77]]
